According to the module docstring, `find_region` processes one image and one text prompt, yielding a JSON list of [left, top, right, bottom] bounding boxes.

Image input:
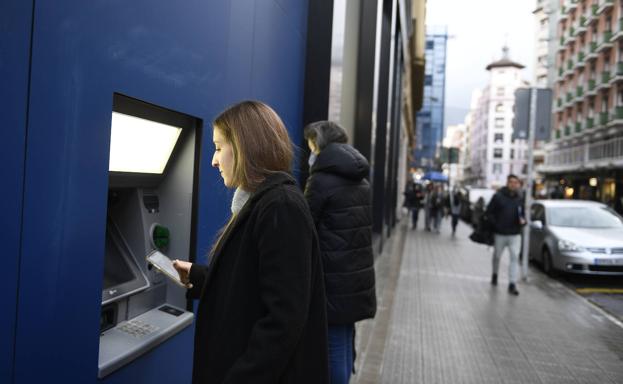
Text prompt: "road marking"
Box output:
[[576, 288, 623, 294], [567, 289, 623, 329]]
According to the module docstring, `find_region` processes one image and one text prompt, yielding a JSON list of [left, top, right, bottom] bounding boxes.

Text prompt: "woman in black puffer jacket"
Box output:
[[304, 121, 376, 384]]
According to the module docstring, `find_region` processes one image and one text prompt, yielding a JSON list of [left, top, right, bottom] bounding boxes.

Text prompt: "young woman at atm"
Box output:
[[172, 101, 329, 384]]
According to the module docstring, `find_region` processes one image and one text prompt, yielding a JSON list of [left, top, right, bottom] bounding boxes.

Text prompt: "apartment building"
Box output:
[[542, 0, 623, 210]]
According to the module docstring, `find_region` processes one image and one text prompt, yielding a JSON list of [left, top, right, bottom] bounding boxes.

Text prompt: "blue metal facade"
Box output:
[[414, 26, 447, 171], [0, 1, 33, 381], [1, 1, 309, 383]]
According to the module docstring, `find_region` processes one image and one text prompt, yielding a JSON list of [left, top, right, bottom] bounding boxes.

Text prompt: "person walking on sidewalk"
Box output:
[[424, 183, 434, 231], [449, 188, 463, 236], [485, 174, 526, 296], [403, 182, 423, 229], [304, 121, 377, 384], [430, 184, 444, 233]]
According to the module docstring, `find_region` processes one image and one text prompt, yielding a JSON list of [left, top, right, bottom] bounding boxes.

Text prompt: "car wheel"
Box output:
[[542, 248, 557, 277]]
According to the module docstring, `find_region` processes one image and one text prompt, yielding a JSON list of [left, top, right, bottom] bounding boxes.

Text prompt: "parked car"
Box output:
[[529, 200, 623, 275]]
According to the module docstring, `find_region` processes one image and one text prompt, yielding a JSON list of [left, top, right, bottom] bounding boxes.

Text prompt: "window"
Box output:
[[522, 164, 528, 174], [495, 103, 504, 112], [496, 87, 505, 96], [494, 133, 504, 143], [424, 75, 433, 85], [495, 117, 505, 128], [510, 149, 515, 159], [492, 163, 502, 174], [494, 148, 503, 158], [426, 40, 434, 49]]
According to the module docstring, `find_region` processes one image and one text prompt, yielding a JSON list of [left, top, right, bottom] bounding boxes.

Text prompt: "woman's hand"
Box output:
[[172, 259, 193, 288]]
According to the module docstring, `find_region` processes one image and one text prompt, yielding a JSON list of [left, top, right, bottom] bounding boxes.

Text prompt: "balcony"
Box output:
[[586, 117, 595, 129], [560, 6, 568, 21], [576, 86, 584, 98], [557, 98, 563, 108], [587, 78, 597, 94], [610, 62, 623, 84], [577, 51, 585, 63], [587, 41, 598, 59], [580, 15, 588, 27], [597, 71, 611, 90], [597, 31, 613, 52], [567, 0, 578, 11], [599, 111, 609, 125], [542, 136, 623, 172], [597, 0, 614, 15], [611, 106, 623, 121], [564, 125, 571, 136], [611, 19, 623, 41], [566, 92, 573, 102], [575, 121, 582, 133], [567, 59, 574, 70]]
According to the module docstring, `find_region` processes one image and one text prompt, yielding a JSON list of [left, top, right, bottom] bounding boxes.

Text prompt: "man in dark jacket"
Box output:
[[304, 121, 376, 384], [403, 182, 423, 229], [485, 174, 525, 296]]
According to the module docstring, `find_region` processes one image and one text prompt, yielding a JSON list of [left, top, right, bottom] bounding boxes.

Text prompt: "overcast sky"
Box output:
[[426, 0, 537, 126]]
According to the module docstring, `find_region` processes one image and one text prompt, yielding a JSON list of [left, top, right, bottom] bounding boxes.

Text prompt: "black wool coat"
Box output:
[[187, 172, 329, 384], [304, 143, 376, 325]]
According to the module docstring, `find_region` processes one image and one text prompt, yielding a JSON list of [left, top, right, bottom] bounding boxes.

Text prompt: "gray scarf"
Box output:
[[231, 188, 251, 215]]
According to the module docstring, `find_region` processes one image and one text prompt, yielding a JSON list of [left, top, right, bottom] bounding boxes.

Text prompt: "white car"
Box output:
[[529, 200, 623, 275]]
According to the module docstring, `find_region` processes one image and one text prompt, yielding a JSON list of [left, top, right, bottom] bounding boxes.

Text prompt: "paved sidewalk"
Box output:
[[353, 217, 623, 384]]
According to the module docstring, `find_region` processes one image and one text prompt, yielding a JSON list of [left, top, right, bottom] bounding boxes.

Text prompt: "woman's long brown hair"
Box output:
[[209, 100, 294, 258]]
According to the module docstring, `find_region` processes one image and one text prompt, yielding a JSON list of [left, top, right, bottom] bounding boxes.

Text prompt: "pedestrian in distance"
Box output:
[[430, 184, 444, 233], [403, 181, 423, 229], [424, 183, 434, 231], [449, 188, 463, 236], [485, 174, 526, 296], [173, 101, 329, 384], [304, 121, 377, 384]]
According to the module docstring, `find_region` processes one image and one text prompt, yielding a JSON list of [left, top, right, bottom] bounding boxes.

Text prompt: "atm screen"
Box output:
[[101, 219, 149, 305], [103, 233, 135, 289]]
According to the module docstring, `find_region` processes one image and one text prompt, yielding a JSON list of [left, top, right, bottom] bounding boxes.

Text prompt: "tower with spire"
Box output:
[[465, 46, 529, 188]]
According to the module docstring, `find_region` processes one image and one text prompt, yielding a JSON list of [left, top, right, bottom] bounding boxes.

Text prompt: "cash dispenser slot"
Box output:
[[98, 94, 200, 378]]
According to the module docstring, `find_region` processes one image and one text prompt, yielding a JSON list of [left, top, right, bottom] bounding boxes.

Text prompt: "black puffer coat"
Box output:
[[304, 143, 376, 325], [485, 186, 525, 235]]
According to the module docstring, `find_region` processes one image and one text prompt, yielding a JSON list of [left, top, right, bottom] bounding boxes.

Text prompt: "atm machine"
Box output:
[[98, 94, 201, 378]]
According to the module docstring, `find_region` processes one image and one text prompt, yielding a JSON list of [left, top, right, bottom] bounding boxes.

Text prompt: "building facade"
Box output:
[[541, 0, 623, 212], [465, 48, 530, 189], [534, 0, 562, 87], [414, 26, 448, 171], [442, 124, 467, 185]]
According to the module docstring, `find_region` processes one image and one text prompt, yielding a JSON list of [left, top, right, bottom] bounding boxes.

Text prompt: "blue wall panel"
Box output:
[[0, 1, 33, 382], [13, 0, 309, 382]]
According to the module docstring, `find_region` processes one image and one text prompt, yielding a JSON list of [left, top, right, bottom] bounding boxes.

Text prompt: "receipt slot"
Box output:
[[98, 94, 201, 378]]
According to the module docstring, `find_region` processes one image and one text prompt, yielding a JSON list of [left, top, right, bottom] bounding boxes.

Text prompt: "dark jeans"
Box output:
[[328, 324, 354, 384], [411, 207, 420, 228], [451, 214, 459, 233]]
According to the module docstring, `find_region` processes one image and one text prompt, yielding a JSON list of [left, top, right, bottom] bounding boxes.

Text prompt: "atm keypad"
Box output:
[[116, 320, 159, 338]]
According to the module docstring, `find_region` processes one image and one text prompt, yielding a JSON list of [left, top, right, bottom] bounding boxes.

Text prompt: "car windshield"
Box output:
[[548, 206, 623, 228]]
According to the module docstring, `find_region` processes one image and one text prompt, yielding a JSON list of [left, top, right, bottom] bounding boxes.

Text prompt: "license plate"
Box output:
[[594, 258, 623, 265]]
